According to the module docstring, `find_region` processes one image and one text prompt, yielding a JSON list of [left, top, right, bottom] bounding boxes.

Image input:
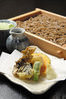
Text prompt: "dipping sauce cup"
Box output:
[[0, 20, 17, 48]]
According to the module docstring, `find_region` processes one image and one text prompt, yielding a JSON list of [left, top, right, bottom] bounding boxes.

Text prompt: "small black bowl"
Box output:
[[0, 20, 17, 48]]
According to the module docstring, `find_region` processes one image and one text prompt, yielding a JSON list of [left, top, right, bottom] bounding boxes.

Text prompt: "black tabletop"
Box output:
[[0, 0, 66, 99]]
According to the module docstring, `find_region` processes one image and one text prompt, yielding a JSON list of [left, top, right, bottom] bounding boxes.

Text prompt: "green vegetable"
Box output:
[[9, 24, 14, 29], [33, 61, 42, 81]]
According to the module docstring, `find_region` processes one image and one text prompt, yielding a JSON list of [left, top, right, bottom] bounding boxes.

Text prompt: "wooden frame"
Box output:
[[9, 8, 66, 59]]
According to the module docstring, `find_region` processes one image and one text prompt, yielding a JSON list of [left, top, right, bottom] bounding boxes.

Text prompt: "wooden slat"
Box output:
[[9, 8, 66, 59], [25, 31, 66, 59], [9, 9, 41, 21], [36, 8, 66, 20]]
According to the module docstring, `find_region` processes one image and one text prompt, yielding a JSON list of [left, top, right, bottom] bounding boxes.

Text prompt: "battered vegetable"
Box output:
[[13, 46, 52, 81], [33, 61, 42, 81]]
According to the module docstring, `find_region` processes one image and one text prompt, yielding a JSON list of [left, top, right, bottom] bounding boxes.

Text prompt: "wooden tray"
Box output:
[[9, 8, 66, 59]]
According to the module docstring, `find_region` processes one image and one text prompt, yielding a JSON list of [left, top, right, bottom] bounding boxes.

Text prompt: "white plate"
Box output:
[[0, 46, 66, 94]]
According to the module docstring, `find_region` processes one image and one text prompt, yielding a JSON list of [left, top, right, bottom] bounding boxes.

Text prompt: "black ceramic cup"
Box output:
[[0, 20, 17, 48]]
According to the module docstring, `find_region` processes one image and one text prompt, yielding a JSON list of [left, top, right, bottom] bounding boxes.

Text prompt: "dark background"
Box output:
[[0, 0, 66, 99], [0, 0, 66, 19]]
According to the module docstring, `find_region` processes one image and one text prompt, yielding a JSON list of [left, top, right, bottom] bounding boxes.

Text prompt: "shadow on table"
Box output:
[[0, 74, 65, 99]]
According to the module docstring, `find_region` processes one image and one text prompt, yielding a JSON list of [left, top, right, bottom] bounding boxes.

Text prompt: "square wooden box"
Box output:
[[9, 8, 66, 59]]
